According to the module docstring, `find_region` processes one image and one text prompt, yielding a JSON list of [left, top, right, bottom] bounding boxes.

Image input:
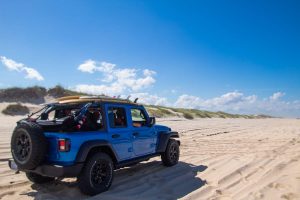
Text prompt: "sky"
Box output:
[[0, 0, 300, 117]]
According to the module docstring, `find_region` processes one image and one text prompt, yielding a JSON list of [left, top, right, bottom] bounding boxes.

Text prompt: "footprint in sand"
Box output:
[[281, 193, 298, 200], [268, 182, 285, 189]]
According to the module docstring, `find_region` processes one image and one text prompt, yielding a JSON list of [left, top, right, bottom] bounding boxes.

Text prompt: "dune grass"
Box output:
[[147, 106, 271, 119], [0, 86, 47, 104], [145, 106, 176, 118], [182, 112, 194, 120], [47, 85, 88, 98], [2, 103, 30, 116], [0, 85, 88, 103]]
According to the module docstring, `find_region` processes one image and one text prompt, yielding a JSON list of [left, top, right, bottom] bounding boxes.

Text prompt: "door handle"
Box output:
[[112, 134, 120, 138], [132, 132, 139, 136]]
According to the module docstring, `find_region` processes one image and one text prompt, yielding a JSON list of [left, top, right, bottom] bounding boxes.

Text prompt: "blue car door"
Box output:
[[129, 106, 157, 157], [106, 104, 133, 161]]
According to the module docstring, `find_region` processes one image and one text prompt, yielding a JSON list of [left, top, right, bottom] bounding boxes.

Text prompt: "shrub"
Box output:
[[2, 104, 30, 116], [48, 85, 88, 98], [195, 112, 209, 118], [47, 85, 66, 97], [0, 86, 47, 104], [157, 107, 173, 115], [183, 112, 194, 120]]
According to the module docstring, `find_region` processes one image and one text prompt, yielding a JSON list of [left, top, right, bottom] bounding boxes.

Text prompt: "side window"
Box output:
[[108, 107, 127, 128], [83, 107, 104, 131], [131, 108, 147, 127]]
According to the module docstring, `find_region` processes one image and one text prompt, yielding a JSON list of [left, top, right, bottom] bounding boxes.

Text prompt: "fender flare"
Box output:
[[156, 131, 180, 153], [75, 140, 119, 163]]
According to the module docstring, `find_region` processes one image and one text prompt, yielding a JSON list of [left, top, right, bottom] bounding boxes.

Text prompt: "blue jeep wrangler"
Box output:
[[8, 96, 180, 195]]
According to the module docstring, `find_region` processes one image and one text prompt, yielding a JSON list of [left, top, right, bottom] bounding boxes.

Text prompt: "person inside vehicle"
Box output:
[[81, 110, 101, 131], [133, 122, 142, 127], [92, 111, 102, 129], [114, 109, 126, 126]]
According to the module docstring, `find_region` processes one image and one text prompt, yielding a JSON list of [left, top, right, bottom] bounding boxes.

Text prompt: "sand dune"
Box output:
[[0, 114, 299, 200]]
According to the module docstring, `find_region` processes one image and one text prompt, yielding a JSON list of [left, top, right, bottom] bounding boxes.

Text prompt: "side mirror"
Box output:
[[149, 117, 156, 126]]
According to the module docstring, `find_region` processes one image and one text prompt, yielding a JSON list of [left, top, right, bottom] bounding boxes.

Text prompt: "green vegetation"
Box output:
[[0, 86, 272, 119], [47, 85, 88, 98], [0, 86, 47, 104], [145, 106, 175, 118], [0, 85, 88, 103], [2, 103, 30, 116], [144, 105, 271, 119], [182, 112, 194, 120]]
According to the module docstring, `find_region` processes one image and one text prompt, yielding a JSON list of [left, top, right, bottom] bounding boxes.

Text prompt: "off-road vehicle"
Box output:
[[8, 96, 180, 195]]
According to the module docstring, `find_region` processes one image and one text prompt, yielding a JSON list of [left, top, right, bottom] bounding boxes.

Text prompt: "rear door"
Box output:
[[105, 104, 133, 161], [130, 106, 157, 157]]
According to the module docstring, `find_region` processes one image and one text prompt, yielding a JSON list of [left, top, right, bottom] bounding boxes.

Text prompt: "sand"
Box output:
[[0, 113, 299, 200]]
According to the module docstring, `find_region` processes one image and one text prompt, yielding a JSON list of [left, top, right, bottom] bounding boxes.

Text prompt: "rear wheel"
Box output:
[[78, 152, 114, 196], [26, 172, 55, 184], [161, 139, 180, 166], [11, 122, 47, 170]]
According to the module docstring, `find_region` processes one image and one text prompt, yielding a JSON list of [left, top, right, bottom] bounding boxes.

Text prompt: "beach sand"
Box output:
[[0, 113, 299, 200]]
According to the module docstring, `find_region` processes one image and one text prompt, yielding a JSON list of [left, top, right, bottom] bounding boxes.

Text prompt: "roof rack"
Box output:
[[55, 95, 136, 105]]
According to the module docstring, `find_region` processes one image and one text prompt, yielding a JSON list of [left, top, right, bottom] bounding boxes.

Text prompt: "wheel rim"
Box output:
[[169, 143, 179, 162], [15, 132, 31, 162], [91, 161, 110, 186]]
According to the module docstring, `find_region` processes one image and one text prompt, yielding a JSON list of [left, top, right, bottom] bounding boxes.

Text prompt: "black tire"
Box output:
[[78, 152, 114, 196], [26, 172, 55, 184], [11, 122, 47, 170], [161, 139, 180, 167]]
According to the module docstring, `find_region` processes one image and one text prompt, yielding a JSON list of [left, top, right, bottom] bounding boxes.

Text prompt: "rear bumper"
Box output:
[[8, 159, 83, 178]]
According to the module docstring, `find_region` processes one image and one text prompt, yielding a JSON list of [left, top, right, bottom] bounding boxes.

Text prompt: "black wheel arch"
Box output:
[[75, 140, 119, 165], [156, 131, 180, 153]]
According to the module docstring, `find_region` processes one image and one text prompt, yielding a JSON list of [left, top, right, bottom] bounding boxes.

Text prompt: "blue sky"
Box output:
[[0, 0, 300, 117]]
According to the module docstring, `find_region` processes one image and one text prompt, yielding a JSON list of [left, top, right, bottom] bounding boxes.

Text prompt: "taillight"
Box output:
[[58, 139, 70, 152]]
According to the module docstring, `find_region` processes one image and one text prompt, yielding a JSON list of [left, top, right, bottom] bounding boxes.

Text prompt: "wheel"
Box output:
[[11, 122, 47, 170], [161, 139, 180, 166], [26, 172, 55, 184], [78, 152, 114, 196]]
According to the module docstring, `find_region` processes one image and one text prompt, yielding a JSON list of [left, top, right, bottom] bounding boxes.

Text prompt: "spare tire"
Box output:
[[11, 122, 47, 170]]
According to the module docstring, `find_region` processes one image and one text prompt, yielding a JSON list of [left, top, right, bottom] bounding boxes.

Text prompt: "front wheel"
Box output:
[[26, 172, 55, 184], [161, 139, 180, 166], [78, 152, 114, 196]]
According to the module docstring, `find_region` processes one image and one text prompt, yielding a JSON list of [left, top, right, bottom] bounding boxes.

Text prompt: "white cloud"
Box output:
[[22, 67, 44, 80], [208, 92, 244, 105], [75, 83, 124, 95], [0, 56, 44, 81], [143, 69, 156, 76], [269, 92, 285, 101], [174, 91, 257, 111], [174, 91, 300, 117], [78, 60, 116, 75], [130, 93, 169, 106], [200, 92, 258, 111], [77, 59, 98, 73], [0, 56, 23, 71], [174, 94, 203, 108], [75, 60, 156, 95], [133, 76, 156, 91]]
